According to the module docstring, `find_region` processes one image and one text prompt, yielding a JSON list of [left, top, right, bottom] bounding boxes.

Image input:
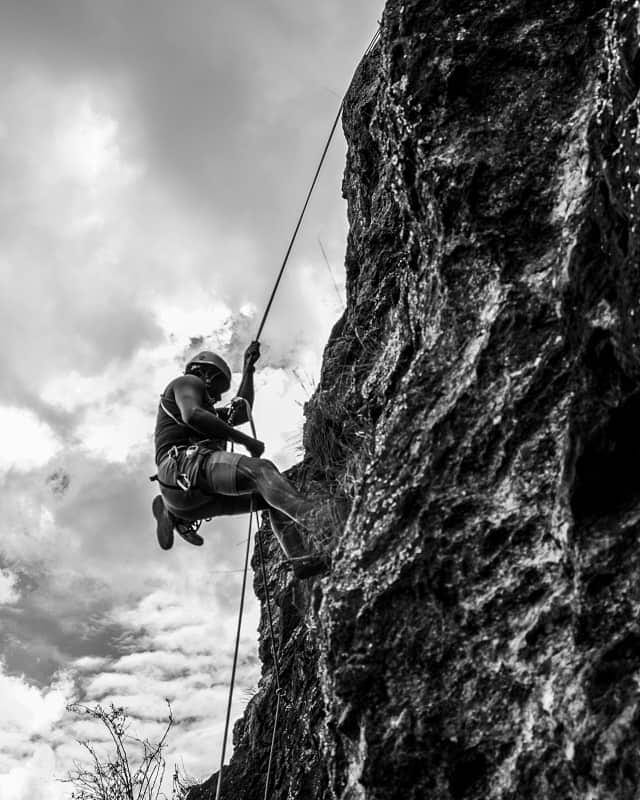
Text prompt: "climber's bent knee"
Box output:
[[237, 456, 277, 473], [235, 456, 281, 494]]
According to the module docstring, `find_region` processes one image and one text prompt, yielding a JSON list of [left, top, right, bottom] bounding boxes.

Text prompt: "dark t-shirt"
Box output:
[[154, 377, 231, 465]]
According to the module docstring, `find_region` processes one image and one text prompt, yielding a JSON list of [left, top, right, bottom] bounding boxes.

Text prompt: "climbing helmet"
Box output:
[[185, 351, 232, 393]]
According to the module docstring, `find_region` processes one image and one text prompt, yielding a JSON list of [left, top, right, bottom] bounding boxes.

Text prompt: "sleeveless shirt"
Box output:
[[154, 377, 229, 465]]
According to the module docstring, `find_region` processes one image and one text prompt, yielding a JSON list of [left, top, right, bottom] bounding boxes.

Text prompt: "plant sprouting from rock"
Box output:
[[63, 702, 189, 800]]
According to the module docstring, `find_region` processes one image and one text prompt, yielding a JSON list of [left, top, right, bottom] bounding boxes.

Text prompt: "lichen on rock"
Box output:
[[187, 2, 640, 798]]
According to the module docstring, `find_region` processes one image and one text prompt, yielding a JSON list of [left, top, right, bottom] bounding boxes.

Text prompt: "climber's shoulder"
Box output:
[[168, 374, 207, 406]]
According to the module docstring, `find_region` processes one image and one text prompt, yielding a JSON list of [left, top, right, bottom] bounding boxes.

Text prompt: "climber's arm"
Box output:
[[173, 375, 264, 456], [224, 341, 261, 426]]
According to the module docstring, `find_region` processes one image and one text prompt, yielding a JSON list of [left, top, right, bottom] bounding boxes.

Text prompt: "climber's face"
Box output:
[[200, 367, 223, 401]]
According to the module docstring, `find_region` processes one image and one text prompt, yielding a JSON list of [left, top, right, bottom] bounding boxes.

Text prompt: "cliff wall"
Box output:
[[189, 2, 640, 798]]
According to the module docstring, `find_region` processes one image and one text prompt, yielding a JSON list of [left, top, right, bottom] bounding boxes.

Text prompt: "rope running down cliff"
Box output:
[[254, 26, 381, 343], [215, 27, 381, 800], [214, 401, 282, 800], [214, 502, 254, 800]]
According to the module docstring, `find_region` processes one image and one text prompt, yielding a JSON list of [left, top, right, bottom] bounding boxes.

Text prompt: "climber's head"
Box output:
[[185, 351, 231, 399]]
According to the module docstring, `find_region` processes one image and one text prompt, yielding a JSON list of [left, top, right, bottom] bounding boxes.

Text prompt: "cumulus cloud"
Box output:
[[0, 745, 67, 800], [0, 0, 378, 227], [73, 655, 109, 673], [0, 669, 72, 744], [0, 664, 74, 799], [0, 408, 62, 474], [0, 76, 160, 400], [0, 569, 19, 605]]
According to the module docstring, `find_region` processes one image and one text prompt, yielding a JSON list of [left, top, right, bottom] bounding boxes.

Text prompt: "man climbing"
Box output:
[[151, 342, 327, 579]]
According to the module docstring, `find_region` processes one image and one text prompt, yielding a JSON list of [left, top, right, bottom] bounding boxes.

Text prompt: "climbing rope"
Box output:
[[215, 503, 254, 800], [239, 400, 283, 797], [255, 102, 344, 342], [214, 26, 381, 798], [214, 400, 284, 800], [254, 26, 381, 343]]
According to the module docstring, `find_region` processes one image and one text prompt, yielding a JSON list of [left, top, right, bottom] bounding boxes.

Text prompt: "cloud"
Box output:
[[0, 569, 19, 605], [0, 666, 74, 790], [0, 745, 67, 800], [0, 408, 62, 474], [0, 669, 71, 741], [73, 656, 110, 673], [0, 74, 158, 404], [0, 0, 380, 224]]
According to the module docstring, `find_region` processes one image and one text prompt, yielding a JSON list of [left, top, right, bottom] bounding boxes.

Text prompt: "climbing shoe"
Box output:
[[176, 523, 204, 547], [152, 495, 174, 551], [289, 553, 330, 580]]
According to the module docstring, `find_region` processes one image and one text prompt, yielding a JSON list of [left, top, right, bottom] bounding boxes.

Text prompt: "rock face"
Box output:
[[188, 2, 640, 798]]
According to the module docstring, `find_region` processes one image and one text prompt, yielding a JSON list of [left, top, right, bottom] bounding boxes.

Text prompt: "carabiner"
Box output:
[[176, 473, 191, 492]]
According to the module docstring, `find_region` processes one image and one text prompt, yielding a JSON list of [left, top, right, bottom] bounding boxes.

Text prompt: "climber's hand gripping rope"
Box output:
[[243, 340, 261, 372], [227, 341, 263, 455]]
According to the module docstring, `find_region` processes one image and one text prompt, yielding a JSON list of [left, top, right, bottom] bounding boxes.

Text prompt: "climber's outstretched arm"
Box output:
[[226, 341, 260, 426]]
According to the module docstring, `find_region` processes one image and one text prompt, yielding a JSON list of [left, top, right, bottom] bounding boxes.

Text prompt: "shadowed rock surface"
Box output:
[[187, 1, 640, 797]]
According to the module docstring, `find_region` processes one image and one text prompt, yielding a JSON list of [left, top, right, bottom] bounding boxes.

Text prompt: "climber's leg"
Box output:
[[268, 508, 329, 579], [268, 508, 308, 559], [175, 451, 310, 524], [232, 459, 329, 576], [153, 489, 272, 549], [169, 491, 270, 521], [152, 495, 174, 551], [233, 456, 314, 524], [158, 452, 327, 575], [197, 453, 327, 577]]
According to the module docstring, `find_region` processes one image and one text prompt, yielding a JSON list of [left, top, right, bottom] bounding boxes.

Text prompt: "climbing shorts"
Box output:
[[156, 446, 244, 514], [198, 450, 243, 495]]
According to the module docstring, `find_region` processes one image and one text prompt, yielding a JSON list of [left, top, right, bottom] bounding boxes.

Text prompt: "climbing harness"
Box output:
[[149, 444, 199, 492]]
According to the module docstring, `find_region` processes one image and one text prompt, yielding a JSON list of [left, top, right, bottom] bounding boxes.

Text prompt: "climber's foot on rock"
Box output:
[[289, 553, 330, 580], [152, 495, 174, 551]]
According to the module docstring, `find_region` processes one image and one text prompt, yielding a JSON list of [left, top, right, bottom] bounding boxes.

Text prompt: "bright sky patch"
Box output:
[[0, 407, 61, 473]]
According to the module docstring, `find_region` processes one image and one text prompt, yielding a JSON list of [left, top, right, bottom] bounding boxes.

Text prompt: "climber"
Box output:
[[151, 343, 327, 579]]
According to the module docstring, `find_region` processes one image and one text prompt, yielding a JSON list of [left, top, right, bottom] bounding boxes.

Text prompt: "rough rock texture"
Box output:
[[188, 1, 640, 798]]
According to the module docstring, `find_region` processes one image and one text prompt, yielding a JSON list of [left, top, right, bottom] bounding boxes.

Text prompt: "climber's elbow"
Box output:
[[181, 404, 200, 427]]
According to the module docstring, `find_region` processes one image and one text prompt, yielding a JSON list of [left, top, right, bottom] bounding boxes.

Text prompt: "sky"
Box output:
[[0, 2, 382, 796]]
